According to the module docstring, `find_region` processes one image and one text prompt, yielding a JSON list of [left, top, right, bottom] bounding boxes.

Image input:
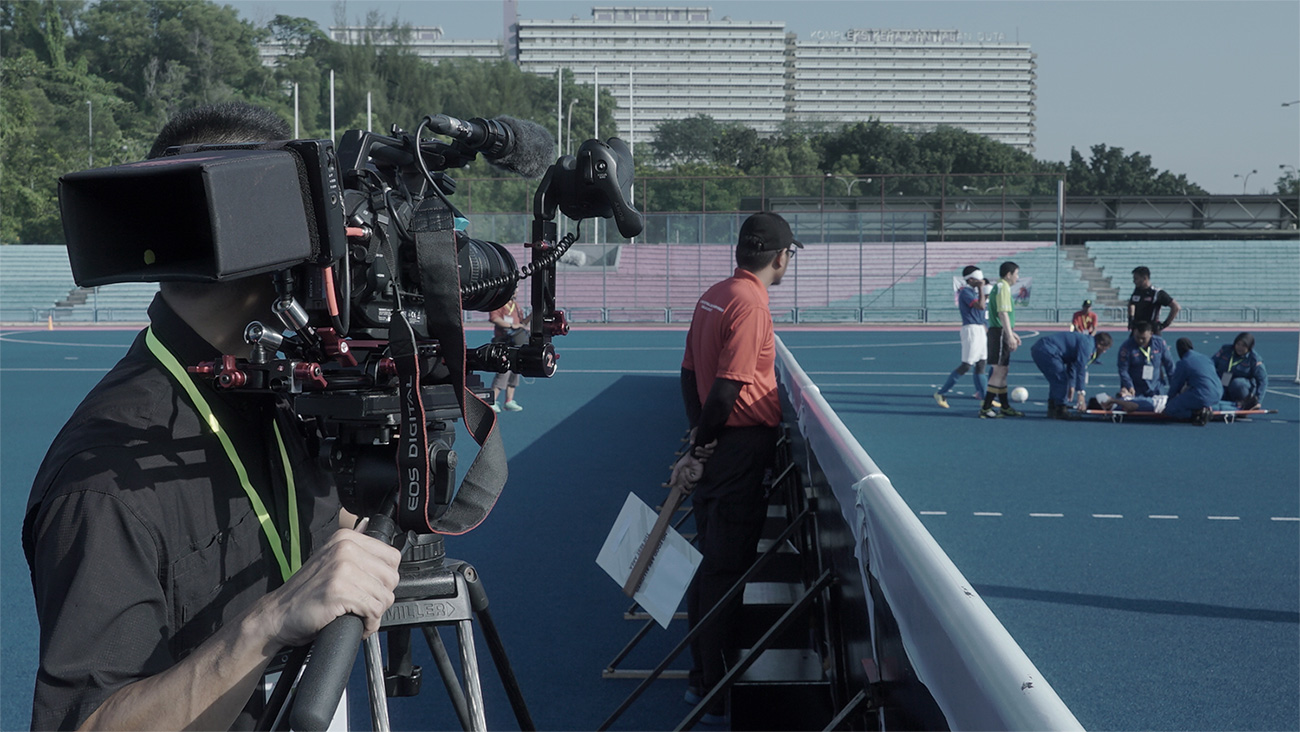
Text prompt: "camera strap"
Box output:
[[400, 197, 508, 535]]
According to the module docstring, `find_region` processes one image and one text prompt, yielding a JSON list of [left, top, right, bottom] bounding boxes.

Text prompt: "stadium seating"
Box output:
[[1086, 240, 1300, 322], [0, 246, 77, 322], [549, 240, 1063, 321], [3, 239, 1295, 324], [0, 245, 157, 323]]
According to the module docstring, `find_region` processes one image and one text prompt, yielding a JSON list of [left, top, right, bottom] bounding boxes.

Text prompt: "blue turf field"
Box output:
[[2, 326, 1297, 730]]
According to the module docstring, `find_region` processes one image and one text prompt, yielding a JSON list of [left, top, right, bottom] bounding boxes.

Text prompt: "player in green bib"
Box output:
[[981, 261, 1025, 417]]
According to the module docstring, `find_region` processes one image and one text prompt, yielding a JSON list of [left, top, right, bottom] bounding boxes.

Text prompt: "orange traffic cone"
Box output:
[[47, 313, 54, 330]]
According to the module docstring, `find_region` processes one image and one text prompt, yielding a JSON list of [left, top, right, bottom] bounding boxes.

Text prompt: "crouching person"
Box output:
[[1030, 330, 1112, 419]]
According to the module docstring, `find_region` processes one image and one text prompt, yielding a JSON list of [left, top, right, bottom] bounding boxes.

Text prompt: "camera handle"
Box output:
[[289, 508, 402, 731]]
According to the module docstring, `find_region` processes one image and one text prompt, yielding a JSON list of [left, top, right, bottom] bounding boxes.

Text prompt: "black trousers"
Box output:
[[686, 424, 779, 711]]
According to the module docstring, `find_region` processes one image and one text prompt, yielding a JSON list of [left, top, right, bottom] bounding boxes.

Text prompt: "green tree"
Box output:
[[815, 119, 918, 179], [72, 0, 275, 127], [651, 114, 721, 165], [1274, 169, 1299, 196], [1, 48, 130, 242], [1066, 144, 1206, 196]]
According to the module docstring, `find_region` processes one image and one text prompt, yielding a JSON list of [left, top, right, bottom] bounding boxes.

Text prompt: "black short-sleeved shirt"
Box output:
[[1128, 285, 1174, 327], [23, 295, 339, 730]]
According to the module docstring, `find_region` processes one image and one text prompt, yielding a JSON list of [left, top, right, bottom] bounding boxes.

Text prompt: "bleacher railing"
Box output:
[[774, 336, 1083, 730]]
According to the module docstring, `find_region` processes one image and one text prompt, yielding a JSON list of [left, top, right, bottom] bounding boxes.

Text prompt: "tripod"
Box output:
[[262, 532, 535, 732]]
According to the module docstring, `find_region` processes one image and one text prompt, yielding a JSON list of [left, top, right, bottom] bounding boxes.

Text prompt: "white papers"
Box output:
[[596, 493, 702, 629]]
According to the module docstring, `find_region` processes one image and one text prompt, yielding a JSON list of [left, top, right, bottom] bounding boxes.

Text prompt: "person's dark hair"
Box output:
[[998, 261, 1018, 278], [1176, 337, 1195, 358], [961, 265, 980, 277], [1094, 332, 1112, 350], [1233, 332, 1255, 352], [735, 238, 782, 272], [147, 102, 291, 159], [1132, 320, 1154, 334], [1132, 266, 1151, 279]]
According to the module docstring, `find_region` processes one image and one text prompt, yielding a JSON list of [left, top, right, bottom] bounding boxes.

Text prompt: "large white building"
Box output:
[[516, 7, 789, 142], [327, 26, 504, 62], [258, 6, 1037, 152], [794, 28, 1037, 151]]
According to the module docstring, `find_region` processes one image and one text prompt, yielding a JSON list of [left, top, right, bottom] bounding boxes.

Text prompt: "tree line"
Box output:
[[3, 0, 1292, 245]]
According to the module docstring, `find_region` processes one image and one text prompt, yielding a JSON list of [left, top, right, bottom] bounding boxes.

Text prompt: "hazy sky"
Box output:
[[227, 0, 1300, 195]]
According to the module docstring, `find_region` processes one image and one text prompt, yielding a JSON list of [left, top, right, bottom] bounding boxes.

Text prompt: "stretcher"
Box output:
[[1081, 407, 1276, 424]]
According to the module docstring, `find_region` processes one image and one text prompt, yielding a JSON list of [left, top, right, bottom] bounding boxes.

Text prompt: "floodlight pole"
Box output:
[[1055, 178, 1064, 316]]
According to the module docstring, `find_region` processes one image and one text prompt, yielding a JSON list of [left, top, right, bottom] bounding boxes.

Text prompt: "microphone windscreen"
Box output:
[[490, 116, 555, 179]]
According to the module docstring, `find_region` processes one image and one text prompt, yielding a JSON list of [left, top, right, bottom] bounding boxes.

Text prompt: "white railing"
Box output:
[[774, 336, 1083, 731]]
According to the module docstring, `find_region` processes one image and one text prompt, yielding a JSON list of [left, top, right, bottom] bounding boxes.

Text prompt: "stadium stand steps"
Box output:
[[1064, 245, 1121, 307], [56, 288, 90, 307]]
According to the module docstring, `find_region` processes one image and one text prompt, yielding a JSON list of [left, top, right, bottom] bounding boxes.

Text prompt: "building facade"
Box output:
[[327, 26, 504, 62], [257, 6, 1037, 153], [794, 28, 1037, 151], [516, 7, 789, 143]]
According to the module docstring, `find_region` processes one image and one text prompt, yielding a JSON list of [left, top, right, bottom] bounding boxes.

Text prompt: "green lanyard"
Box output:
[[145, 327, 301, 582], [1228, 356, 1241, 373], [1139, 346, 1152, 363]]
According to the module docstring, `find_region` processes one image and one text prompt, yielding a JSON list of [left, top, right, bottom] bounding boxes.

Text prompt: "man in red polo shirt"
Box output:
[[671, 211, 800, 724]]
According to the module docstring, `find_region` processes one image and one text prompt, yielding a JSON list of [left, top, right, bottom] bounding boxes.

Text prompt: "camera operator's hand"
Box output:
[[74, 525, 402, 732], [254, 525, 402, 646]]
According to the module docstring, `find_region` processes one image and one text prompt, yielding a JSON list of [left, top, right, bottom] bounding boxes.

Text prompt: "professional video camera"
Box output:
[[59, 112, 642, 534]]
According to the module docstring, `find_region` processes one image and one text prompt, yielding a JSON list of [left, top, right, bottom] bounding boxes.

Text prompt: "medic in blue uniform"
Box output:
[[1211, 332, 1268, 408], [1117, 320, 1174, 397], [1164, 338, 1223, 420], [1030, 330, 1112, 419]]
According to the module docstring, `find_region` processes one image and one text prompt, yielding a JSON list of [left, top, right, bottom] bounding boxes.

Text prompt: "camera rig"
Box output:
[[60, 112, 642, 534]]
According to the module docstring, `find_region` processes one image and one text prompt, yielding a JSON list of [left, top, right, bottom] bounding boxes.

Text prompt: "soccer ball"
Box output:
[[1010, 386, 1029, 403]]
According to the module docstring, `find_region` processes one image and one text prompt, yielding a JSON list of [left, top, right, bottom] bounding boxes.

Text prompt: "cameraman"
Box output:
[[22, 102, 401, 731]]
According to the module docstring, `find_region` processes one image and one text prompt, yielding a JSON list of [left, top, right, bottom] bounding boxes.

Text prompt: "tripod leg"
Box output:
[[422, 626, 475, 731], [460, 564, 536, 730], [364, 633, 391, 732], [474, 607, 537, 730], [456, 618, 489, 731]]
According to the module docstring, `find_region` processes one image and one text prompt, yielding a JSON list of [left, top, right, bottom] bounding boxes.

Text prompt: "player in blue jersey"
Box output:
[[934, 265, 990, 408]]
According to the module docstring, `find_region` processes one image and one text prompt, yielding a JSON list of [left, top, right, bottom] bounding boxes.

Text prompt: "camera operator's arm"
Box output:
[[77, 528, 400, 732]]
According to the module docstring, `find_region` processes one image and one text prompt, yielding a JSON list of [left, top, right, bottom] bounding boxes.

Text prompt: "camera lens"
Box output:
[[457, 234, 517, 312]]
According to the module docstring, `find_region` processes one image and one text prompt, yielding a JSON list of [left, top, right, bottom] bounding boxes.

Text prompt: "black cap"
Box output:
[[740, 212, 803, 251], [1083, 299, 1092, 307]]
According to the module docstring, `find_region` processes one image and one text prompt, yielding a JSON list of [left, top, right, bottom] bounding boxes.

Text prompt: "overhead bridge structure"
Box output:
[[759, 193, 1299, 245]]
